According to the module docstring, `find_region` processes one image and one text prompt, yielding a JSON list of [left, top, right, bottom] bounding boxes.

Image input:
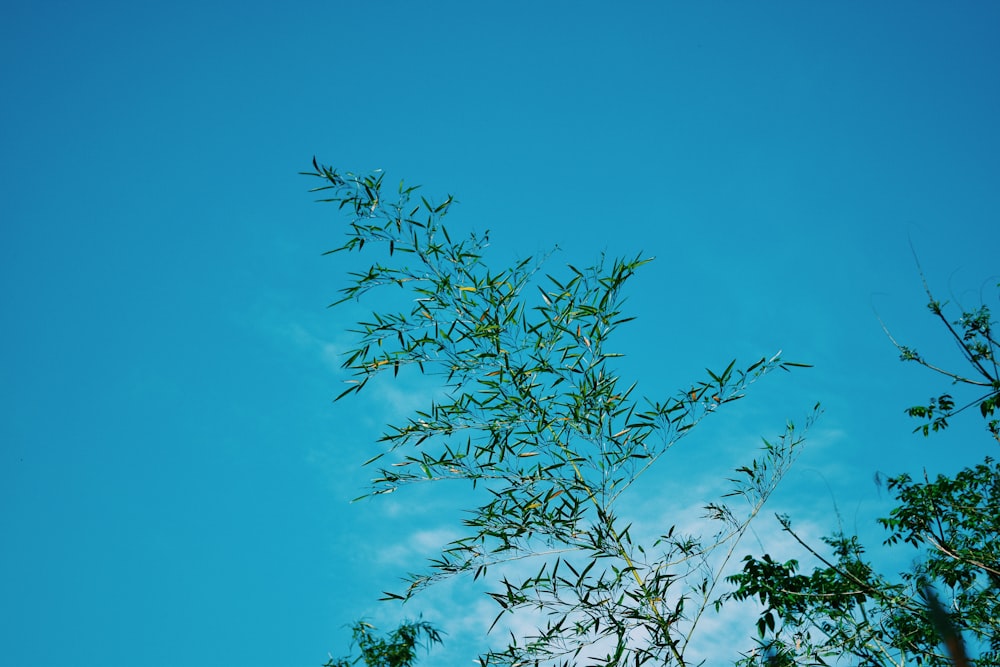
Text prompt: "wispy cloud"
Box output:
[[374, 526, 465, 567]]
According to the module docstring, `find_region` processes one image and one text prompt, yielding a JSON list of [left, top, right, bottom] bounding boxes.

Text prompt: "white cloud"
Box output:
[[374, 526, 465, 567]]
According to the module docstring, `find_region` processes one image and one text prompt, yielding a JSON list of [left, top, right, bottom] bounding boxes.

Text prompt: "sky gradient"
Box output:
[[2, 3, 999, 666]]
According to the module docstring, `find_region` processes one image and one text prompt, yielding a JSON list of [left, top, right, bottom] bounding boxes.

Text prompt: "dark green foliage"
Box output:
[[305, 159, 814, 667], [888, 269, 999, 443], [726, 275, 999, 666], [325, 620, 442, 667]]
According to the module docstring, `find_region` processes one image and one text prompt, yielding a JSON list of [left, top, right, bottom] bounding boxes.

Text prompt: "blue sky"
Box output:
[[2, 2, 999, 666]]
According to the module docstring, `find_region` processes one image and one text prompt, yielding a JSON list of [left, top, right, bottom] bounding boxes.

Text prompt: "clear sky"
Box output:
[[2, 2, 998, 666]]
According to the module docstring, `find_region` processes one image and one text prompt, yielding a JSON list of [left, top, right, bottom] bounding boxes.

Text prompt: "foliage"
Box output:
[[888, 269, 1000, 443], [305, 158, 814, 667], [725, 276, 1000, 666], [325, 619, 443, 667]]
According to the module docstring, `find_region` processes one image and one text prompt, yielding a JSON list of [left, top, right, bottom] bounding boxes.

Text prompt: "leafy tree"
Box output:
[[888, 267, 999, 444], [726, 275, 999, 666], [304, 158, 814, 667], [325, 619, 443, 667]]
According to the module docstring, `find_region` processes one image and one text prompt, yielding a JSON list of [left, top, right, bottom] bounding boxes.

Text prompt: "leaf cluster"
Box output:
[[887, 271, 1000, 442], [325, 619, 443, 667], [726, 275, 1000, 666], [307, 159, 814, 667]]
